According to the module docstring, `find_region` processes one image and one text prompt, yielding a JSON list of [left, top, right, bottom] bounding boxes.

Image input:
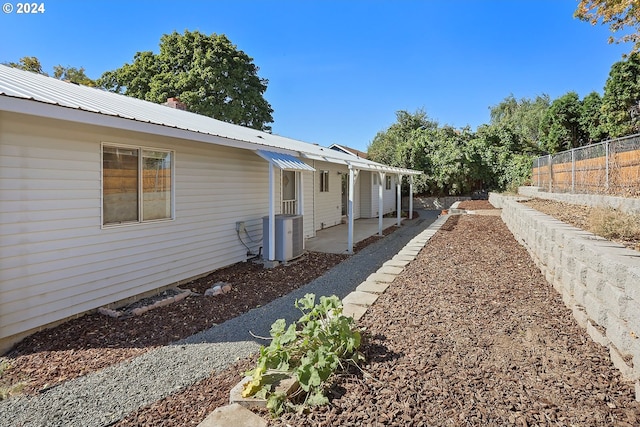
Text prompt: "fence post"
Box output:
[[548, 154, 553, 192], [537, 157, 540, 187], [605, 141, 610, 191], [571, 148, 575, 193]]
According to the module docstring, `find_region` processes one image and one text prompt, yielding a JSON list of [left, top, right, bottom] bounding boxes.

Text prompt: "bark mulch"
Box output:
[[5, 205, 640, 427], [118, 203, 640, 427]]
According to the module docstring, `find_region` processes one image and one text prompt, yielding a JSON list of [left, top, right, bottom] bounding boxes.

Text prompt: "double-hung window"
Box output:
[[385, 175, 392, 190], [320, 170, 329, 192], [102, 144, 174, 226]]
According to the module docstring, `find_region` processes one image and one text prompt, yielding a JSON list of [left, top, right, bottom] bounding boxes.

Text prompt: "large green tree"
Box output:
[[539, 92, 585, 152], [601, 52, 640, 137], [367, 109, 438, 168], [579, 91, 607, 143], [489, 94, 550, 146], [99, 30, 274, 131]]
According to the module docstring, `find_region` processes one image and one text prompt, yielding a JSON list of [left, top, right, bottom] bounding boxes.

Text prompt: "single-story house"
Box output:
[[329, 143, 400, 219], [0, 65, 421, 352]]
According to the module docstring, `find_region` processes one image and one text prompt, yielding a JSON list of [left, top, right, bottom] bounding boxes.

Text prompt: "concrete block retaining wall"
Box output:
[[489, 192, 640, 396], [519, 186, 640, 215]]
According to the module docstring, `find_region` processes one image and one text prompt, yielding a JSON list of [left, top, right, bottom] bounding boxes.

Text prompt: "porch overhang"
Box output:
[[256, 149, 315, 171]]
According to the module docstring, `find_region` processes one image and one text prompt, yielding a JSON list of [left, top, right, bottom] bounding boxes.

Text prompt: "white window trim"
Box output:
[[101, 142, 175, 229], [320, 170, 329, 192]]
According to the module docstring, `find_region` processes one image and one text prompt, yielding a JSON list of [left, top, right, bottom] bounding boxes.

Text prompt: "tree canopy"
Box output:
[[575, 0, 640, 53], [5, 56, 97, 86], [98, 30, 274, 131], [601, 52, 640, 137]]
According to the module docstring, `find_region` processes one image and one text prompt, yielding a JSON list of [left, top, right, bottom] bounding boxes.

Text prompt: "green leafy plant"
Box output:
[[242, 293, 363, 415]]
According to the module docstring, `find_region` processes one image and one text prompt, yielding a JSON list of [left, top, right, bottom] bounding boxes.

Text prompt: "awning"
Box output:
[[256, 150, 316, 171]]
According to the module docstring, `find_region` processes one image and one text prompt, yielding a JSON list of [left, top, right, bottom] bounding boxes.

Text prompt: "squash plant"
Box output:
[[242, 293, 363, 415]]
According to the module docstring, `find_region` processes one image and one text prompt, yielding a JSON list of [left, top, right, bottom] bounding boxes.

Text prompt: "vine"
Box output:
[[242, 293, 363, 416]]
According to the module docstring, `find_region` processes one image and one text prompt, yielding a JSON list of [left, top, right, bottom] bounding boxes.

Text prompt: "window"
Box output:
[[320, 170, 329, 192], [385, 175, 392, 190], [102, 144, 173, 226]]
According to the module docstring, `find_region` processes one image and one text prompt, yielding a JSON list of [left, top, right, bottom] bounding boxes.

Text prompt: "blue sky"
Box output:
[[0, 0, 631, 151]]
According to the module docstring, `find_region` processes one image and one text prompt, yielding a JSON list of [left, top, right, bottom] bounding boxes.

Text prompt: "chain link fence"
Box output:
[[532, 134, 640, 197]]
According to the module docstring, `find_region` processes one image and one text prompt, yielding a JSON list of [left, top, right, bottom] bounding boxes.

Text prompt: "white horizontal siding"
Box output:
[[313, 161, 345, 230], [0, 112, 276, 342], [383, 175, 398, 214], [359, 172, 373, 218]]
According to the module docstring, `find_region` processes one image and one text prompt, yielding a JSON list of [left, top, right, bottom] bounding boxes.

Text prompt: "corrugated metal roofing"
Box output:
[[0, 65, 421, 175], [256, 150, 316, 171]]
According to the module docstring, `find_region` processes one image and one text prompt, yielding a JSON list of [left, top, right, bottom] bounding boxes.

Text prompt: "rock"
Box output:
[[205, 285, 223, 297], [197, 403, 266, 427]]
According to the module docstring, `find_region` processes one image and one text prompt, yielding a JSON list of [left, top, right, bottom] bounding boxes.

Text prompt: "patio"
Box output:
[[304, 216, 403, 254]]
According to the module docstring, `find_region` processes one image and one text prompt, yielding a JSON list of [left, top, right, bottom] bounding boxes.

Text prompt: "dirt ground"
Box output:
[[4, 200, 640, 426]]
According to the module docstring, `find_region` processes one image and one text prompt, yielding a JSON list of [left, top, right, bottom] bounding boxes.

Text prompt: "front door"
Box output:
[[341, 173, 348, 216]]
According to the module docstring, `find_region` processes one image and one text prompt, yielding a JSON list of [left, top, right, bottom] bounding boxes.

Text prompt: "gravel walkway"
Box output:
[[0, 210, 440, 427]]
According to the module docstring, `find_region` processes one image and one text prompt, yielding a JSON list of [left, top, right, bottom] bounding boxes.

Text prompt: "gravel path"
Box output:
[[0, 210, 440, 427]]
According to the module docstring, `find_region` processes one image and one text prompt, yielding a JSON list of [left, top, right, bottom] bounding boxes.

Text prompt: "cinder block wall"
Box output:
[[489, 192, 640, 398], [519, 186, 640, 215]]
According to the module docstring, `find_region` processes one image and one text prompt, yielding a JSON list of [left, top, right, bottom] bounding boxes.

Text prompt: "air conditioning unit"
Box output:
[[263, 214, 304, 262]]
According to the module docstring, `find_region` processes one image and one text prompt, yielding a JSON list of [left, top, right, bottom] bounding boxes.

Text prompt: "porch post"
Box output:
[[268, 162, 276, 261], [396, 174, 403, 227], [347, 166, 355, 254], [378, 172, 385, 236], [298, 171, 305, 249], [297, 171, 304, 216], [409, 175, 414, 220]]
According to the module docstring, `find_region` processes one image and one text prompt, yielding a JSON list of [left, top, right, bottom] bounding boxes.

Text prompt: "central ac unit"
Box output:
[[263, 214, 304, 262]]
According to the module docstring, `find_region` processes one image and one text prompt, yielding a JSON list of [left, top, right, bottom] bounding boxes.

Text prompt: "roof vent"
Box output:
[[164, 97, 187, 111]]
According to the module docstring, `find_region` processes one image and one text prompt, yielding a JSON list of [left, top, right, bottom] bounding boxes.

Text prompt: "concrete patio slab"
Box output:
[[305, 217, 398, 254]]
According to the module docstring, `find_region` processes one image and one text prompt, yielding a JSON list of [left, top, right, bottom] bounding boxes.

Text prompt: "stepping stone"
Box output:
[[342, 291, 379, 307], [393, 254, 416, 262], [366, 272, 396, 283], [356, 281, 390, 294], [377, 265, 403, 275], [383, 259, 410, 268], [197, 403, 266, 427], [405, 243, 425, 250], [342, 303, 368, 321]]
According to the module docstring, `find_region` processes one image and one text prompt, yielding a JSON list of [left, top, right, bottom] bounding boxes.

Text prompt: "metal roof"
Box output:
[[0, 65, 422, 176], [256, 150, 316, 172]]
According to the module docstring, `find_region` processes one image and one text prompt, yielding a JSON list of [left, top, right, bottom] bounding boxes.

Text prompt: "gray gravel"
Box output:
[[0, 210, 441, 427]]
